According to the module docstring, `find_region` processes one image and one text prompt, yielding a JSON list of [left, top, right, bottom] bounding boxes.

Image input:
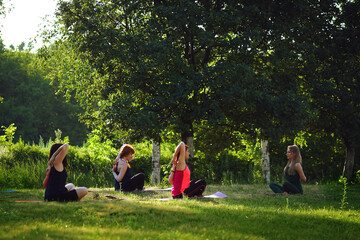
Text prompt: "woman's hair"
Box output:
[[285, 145, 302, 175], [119, 144, 135, 158], [49, 143, 68, 168]]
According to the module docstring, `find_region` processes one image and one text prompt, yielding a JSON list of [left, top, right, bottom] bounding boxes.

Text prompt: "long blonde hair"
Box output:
[[285, 145, 302, 175]]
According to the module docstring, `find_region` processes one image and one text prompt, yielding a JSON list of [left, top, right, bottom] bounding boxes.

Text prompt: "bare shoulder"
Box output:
[[118, 159, 128, 167], [295, 163, 303, 170]]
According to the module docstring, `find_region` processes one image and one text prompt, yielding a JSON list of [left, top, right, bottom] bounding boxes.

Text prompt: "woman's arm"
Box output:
[[172, 142, 186, 171], [171, 142, 182, 165], [168, 164, 176, 183], [42, 166, 51, 188], [48, 143, 69, 167], [295, 163, 307, 182], [112, 160, 128, 182]]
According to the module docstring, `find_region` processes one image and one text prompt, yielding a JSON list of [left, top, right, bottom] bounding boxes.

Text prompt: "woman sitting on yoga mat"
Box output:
[[169, 141, 207, 199], [269, 145, 307, 194], [112, 144, 145, 192], [43, 143, 88, 201]]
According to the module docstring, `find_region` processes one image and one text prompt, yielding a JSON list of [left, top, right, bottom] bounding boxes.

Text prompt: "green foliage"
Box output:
[[1, 129, 353, 189], [0, 123, 16, 145], [53, 0, 312, 142], [0, 48, 88, 145], [2, 0, 360, 186], [0, 161, 47, 189], [54, 129, 68, 144], [0, 0, 4, 17], [338, 176, 348, 209], [303, 1, 360, 178], [84, 129, 117, 162], [0, 139, 114, 188]]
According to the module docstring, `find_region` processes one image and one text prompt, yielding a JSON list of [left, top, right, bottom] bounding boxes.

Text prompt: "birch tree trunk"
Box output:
[[185, 136, 194, 158], [342, 144, 355, 179], [261, 139, 270, 184], [151, 140, 161, 185]]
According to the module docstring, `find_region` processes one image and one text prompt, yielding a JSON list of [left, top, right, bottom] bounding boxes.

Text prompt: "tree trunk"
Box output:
[[342, 143, 355, 179], [151, 140, 161, 185], [261, 139, 270, 184], [181, 126, 194, 158], [185, 136, 194, 158]]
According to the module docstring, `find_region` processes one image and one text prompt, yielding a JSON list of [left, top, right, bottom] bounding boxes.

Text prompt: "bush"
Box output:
[[0, 130, 355, 189], [0, 140, 116, 189]]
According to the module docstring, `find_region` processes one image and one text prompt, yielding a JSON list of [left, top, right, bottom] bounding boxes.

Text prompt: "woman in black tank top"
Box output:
[[43, 143, 88, 201], [112, 144, 145, 192], [269, 145, 307, 194]]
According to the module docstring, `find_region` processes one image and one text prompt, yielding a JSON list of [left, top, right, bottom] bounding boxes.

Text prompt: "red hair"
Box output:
[[119, 144, 135, 158]]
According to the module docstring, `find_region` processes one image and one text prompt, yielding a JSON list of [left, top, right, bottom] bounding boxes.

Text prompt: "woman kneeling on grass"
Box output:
[[43, 143, 88, 201], [112, 144, 145, 192], [269, 145, 307, 194], [169, 141, 207, 199]]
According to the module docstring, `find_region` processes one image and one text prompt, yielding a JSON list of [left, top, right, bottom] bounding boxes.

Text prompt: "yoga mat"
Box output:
[[204, 192, 228, 198], [15, 200, 43, 202], [143, 187, 172, 192], [151, 192, 228, 201], [13, 192, 227, 202], [15, 198, 125, 203]]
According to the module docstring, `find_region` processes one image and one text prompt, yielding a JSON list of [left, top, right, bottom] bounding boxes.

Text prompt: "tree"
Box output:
[[53, 0, 359, 182], [207, 0, 329, 182], [0, 48, 88, 145], [54, 0, 331, 183], [0, 0, 4, 16], [54, 0, 277, 153], [305, 1, 360, 179], [151, 140, 161, 184]]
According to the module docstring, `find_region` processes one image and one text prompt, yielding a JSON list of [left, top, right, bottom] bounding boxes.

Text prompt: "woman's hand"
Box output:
[[45, 166, 51, 175], [112, 164, 117, 172], [49, 157, 54, 167], [43, 166, 51, 188], [295, 163, 307, 182], [171, 156, 178, 166]]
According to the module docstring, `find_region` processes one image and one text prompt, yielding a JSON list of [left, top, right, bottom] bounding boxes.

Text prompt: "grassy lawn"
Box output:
[[0, 184, 359, 240]]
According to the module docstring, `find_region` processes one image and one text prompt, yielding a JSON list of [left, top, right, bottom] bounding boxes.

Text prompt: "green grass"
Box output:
[[1, 184, 359, 240]]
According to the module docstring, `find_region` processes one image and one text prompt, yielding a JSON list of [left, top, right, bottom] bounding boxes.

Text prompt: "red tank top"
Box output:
[[172, 165, 190, 196]]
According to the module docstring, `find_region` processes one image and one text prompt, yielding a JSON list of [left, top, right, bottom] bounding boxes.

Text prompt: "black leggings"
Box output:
[[269, 182, 302, 194], [121, 173, 145, 192], [184, 179, 207, 197], [45, 189, 78, 202]]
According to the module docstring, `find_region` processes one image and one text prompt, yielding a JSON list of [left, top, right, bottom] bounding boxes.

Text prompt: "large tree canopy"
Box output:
[[54, 0, 317, 142], [48, 0, 359, 179]]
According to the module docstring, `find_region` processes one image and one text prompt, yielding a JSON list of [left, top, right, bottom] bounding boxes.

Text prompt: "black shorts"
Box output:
[[45, 189, 78, 202]]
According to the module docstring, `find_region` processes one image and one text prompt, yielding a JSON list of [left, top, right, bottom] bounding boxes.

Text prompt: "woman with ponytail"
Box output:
[[169, 141, 207, 199], [112, 144, 145, 192], [269, 145, 307, 194], [44, 143, 88, 201]]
